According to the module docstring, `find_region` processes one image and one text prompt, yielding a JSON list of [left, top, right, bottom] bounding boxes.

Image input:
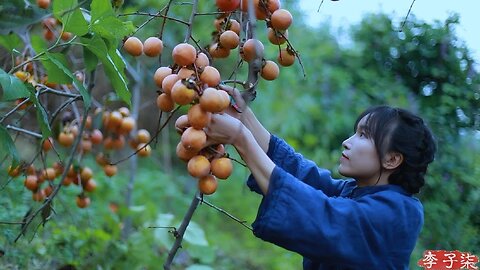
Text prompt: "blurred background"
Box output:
[[0, 0, 479, 269]]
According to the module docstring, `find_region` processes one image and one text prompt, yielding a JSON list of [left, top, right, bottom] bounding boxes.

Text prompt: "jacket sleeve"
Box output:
[[247, 134, 348, 196], [251, 166, 422, 267]]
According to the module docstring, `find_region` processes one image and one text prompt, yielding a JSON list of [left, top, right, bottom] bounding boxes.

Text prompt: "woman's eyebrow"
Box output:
[[356, 124, 367, 131]]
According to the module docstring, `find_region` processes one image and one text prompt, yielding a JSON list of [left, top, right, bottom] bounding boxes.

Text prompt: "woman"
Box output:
[[181, 85, 437, 269]]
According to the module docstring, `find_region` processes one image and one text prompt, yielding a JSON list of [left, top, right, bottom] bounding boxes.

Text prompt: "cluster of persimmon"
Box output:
[[149, 42, 234, 195], [7, 160, 96, 208], [123, 36, 164, 57], [6, 105, 153, 208], [41, 16, 73, 42], [211, 0, 296, 79]]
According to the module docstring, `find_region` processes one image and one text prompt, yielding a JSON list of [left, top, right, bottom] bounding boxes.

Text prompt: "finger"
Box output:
[[174, 114, 189, 134]]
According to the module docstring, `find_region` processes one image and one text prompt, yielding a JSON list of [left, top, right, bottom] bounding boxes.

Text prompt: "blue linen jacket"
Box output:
[[247, 135, 424, 269]]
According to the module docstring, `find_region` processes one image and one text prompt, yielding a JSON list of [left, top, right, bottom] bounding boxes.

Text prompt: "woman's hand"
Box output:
[[219, 84, 247, 119], [204, 113, 245, 147]]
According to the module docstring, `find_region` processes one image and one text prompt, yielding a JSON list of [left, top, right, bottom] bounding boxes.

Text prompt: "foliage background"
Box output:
[[0, 0, 479, 269]]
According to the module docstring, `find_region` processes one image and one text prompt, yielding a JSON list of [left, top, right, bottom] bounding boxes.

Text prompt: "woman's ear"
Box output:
[[382, 152, 403, 170]]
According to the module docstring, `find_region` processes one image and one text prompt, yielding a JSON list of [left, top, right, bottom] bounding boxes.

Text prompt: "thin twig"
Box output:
[[198, 196, 252, 231], [400, 0, 416, 31], [5, 125, 42, 139]]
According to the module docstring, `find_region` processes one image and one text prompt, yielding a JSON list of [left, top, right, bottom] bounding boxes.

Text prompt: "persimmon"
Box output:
[[216, 0, 240, 12], [227, 19, 241, 35], [200, 87, 227, 113], [241, 39, 264, 62], [24, 175, 39, 191], [67, 165, 77, 178], [161, 74, 179, 95], [43, 185, 53, 197], [42, 137, 53, 152], [188, 104, 212, 129], [171, 80, 197, 105], [61, 31, 73, 41], [143, 37, 163, 57], [124, 37, 143, 57], [80, 167, 93, 182], [42, 17, 57, 29], [26, 164, 36, 175], [96, 153, 109, 166], [67, 125, 79, 137], [103, 164, 118, 177], [200, 66, 221, 87], [118, 107, 130, 117], [211, 157, 233, 179], [256, 0, 281, 19], [76, 195, 91, 208], [42, 168, 56, 181], [195, 52, 210, 68], [270, 9, 293, 30], [58, 131, 74, 147], [119, 116, 136, 134], [219, 30, 240, 49], [156, 93, 175, 112], [176, 142, 198, 162], [177, 67, 195, 79], [81, 139, 93, 153], [52, 162, 64, 177], [112, 135, 126, 149], [267, 28, 288, 45], [43, 29, 55, 41], [107, 111, 123, 131], [137, 143, 152, 157], [103, 136, 115, 150], [37, 0, 50, 9], [209, 43, 230, 59], [181, 127, 207, 152], [63, 177, 73, 186], [187, 155, 211, 178], [217, 89, 231, 111], [90, 129, 103, 145], [198, 174, 218, 195], [84, 179, 97, 192], [261, 60, 280, 81], [7, 165, 21, 177], [172, 43, 197, 67], [14, 71, 29, 81], [277, 48, 296, 66], [136, 129, 151, 144], [154, 66, 173, 88], [32, 190, 46, 202]]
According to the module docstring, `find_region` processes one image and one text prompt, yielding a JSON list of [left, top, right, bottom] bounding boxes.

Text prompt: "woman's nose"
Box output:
[[342, 136, 352, 150]]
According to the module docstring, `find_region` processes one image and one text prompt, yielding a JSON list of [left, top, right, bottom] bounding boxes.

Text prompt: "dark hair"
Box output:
[[354, 105, 437, 194]]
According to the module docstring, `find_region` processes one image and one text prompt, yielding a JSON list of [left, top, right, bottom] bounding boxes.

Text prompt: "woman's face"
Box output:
[[338, 115, 382, 185]]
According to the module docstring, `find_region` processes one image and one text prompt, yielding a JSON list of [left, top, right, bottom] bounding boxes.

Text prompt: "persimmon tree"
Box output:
[[0, 0, 305, 268]]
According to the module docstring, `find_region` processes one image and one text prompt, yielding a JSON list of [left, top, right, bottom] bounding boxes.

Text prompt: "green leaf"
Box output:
[[183, 221, 208, 246], [82, 36, 130, 105], [0, 68, 30, 101], [31, 34, 48, 53], [28, 87, 51, 138], [0, 0, 49, 35], [40, 53, 71, 84], [44, 52, 91, 108], [91, 17, 135, 40], [53, 0, 88, 36], [83, 46, 98, 72], [0, 125, 19, 164], [0, 32, 22, 52], [90, 0, 115, 23]]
